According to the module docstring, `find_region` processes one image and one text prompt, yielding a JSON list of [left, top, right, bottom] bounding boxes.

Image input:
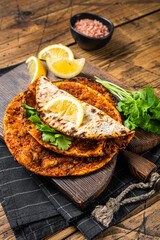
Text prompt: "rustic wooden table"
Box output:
[[0, 0, 160, 239]]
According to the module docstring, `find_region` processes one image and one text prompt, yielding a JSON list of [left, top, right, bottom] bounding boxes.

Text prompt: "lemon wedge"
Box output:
[[43, 95, 84, 127], [46, 57, 85, 79], [38, 44, 74, 61], [26, 56, 47, 83]]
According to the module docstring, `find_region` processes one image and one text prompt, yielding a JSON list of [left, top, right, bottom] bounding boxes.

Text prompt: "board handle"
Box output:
[[119, 150, 157, 182]]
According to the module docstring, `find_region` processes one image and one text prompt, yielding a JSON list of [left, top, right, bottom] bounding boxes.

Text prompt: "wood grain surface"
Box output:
[[0, 0, 160, 240], [1, 56, 131, 140], [0, 0, 160, 68], [0, 58, 158, 207], [1, 54, 160, 153], [119, 150, 157, 183], [1, 193, 160, 240], [52, 155, 116, 208]]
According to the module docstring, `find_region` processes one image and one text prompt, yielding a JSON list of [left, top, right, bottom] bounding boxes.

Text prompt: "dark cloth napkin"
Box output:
[[0, 140, 160, 240]]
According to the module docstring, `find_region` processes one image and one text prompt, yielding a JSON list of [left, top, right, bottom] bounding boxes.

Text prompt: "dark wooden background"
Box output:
[[0, 0, 160, 239]]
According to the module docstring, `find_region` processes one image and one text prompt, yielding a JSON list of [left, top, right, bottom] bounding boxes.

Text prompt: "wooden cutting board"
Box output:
[[1, 58, 160, 152], [1, 57, 160, 207]]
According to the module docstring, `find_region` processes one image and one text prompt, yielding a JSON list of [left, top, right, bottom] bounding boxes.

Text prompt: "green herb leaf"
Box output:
[[22, 103, 72, 149], [28, 114, 42, 124], [35, 124, 58, 133], [22, 103, 36, 111], [95, 76, 160, 135], [145, 86, 159, 107], [22, 103, 37, 116], [42, 132, 72, 150], [123, 118, 137, 130], [54, 135, 72, 150], [42, 132, 56, 143], [132, 89, 145, 100], [149, 102, 160, 120]]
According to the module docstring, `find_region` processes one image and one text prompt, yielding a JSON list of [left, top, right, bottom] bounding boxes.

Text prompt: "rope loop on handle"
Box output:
[[92, 172, 160, 227]]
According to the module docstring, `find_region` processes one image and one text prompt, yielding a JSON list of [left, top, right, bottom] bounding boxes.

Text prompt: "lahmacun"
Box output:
[[3, 76, 134, 177], [36, 77, 134, 140], [22, 78, 133, 158], [22, 81, 111, 157], [3, 93, 118, 176]]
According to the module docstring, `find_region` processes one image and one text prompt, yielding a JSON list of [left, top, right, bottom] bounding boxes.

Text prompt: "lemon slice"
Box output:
[[38, 44, 74, 61], [26, 56, 47, 83], [46, 57, 85, 79], [44, 95, 84, 127]]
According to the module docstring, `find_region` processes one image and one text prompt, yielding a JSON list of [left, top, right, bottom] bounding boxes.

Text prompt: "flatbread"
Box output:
[[64, 76, 118, 107], [3, 93, 118, 176], [22, 82, 106, 157], [52, 78, 122, 123], [36, 77, 134, 140], [22, 79, 134, 157]]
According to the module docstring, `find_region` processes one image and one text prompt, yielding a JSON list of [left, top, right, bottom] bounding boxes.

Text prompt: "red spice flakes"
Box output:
[[74, 19, 109, 38]]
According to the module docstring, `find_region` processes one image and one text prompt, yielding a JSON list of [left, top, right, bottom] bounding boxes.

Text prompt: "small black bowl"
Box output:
[[70, 12, 114, 50]]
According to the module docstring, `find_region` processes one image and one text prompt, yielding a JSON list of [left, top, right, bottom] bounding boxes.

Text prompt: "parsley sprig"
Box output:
[[95, 77, 160, 134], [22, 103, 72, 150]]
